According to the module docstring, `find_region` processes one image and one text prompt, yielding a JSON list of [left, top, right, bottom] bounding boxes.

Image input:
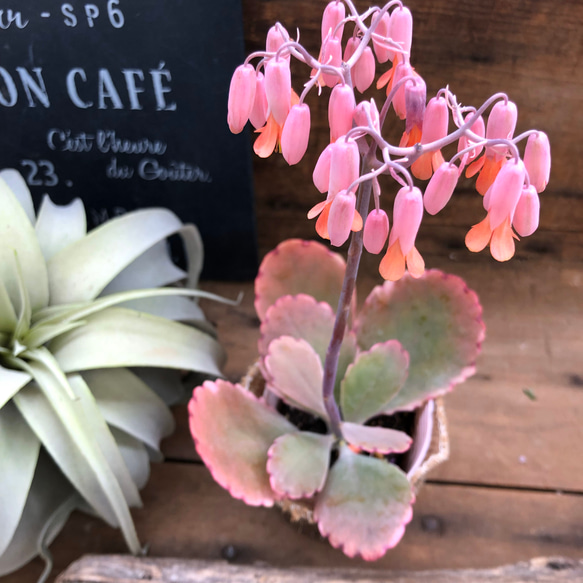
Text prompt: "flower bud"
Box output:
[[321, 36, 342, 87], [281, 103, 311, 165], [513, 185, 540, 237], [353, 46, 376, 93], [329, 84, 355, 142], [390, 186, 423, 255], [329, 138, 360, 197], [421, 96, 448, 144], [488, 158, 526, 229], [523, 131, 551, 193], [486, 99, 517, 159], [364, 209, 390, 254], [266, 24, 290, 59], [392, 61, 414, 119], [227, 64, 256, 134], [313, 144, 333, 193], [353, 100, 380, 132], [264, 58, 292, 125], [387, 6, 413, 61], [372, 11, 391, 63], [458, 113, 485, 160], [424, 162, 459, 215], [321, 1, 346, 42], [249, 71, 268, 129], [404, 77, 426, 133], [328, 190, 356, 247]]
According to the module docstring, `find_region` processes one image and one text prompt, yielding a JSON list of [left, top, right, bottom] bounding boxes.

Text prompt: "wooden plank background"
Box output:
[[239, 0, 583, 263]]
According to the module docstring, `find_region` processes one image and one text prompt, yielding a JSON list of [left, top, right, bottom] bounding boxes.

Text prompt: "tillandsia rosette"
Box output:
[[0, 169, 231, 578], [190, 239, 486, 560]]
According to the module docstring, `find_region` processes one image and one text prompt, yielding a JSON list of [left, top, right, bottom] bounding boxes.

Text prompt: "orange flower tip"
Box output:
[[379, 241, 405, 281], [465, 216, 492, 253], [466, 154, 485, 179], [490, 219, 516, 262], [406, 246, 425, 278], [307, 200, 328, 219], [351, 210, 363, 232]]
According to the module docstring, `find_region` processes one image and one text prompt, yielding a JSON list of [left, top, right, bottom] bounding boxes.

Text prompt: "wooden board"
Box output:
[[57, 555, 583, 583], [238, 0, 583, 257], [7, 463, 583, 583]]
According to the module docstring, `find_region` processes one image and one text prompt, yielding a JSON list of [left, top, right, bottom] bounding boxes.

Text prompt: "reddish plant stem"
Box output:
[[322, 177, 372, 438]]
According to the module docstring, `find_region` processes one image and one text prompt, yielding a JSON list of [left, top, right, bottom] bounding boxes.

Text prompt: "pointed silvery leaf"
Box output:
[[178, 224, 204, 290], [314, 444, 414, 560], [0, 364, 31, 409], [0, 281, 17, 334], [13, 354, 141, 553], [111, 427, 151, 489], [0, 177, 49, 311], [266, 432, 334, 499], [0, 170, 34, 224], [82, 368, 174, 454], [0, 452, 77, 577], [132, 367, 186, 406], [0, 402, 41, 556], [47, 208, 186, 305], [101, 240, 186, 294], [113, 295, 205, 323], [50, 307, 225, 377], [35, 195, 86, 261]]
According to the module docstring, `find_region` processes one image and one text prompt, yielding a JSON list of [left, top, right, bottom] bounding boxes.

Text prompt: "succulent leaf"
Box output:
[[49, 307, 225, 377], [355, 270, 485, 412], [340, 422, 412, 455], [47, 208, 187, 305], [0, 402, 41, 556], [0, 178, 49, 311], [0, 365, 31, 409], [340, 340, 409, 423], [189, 380, 296, 506], [83, 368, 175, 456], [314, 444, 414, 560], [0, 170, 35, 224], [264, 336, 328, 420], [255, 239, 347, 321], [35, 196, 87, 261], [0, 452, 77, 577], [267, 432, 334, 499]]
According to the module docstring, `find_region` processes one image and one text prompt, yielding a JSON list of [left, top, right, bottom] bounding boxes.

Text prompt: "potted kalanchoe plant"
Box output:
[[189, 0, 551, 560], [0, 170, 232, 579]]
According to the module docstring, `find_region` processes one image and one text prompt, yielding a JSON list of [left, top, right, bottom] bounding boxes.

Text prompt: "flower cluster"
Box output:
[[227, 0, 551, 281]]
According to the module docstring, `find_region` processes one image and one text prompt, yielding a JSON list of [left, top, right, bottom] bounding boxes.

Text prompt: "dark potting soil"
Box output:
[[275, 400, 416, 470]]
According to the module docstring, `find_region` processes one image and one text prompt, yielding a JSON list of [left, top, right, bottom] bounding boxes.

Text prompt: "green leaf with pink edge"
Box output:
[[188, 380, 295, 507], [340, 340, 409, 424], [355, 270, 485, 413], [264, 336, 328, 420], [254, 239, 351, 321], [314, 444, 414, 560], [340, 423, 412, 455], [267, 432, 334, 499], [259, 294, 357, 398]]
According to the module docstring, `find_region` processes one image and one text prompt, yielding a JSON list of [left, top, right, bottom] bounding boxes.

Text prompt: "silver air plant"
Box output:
[[0, 170, 230, 580]]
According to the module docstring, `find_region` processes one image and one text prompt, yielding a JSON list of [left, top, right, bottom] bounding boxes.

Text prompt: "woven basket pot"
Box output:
[[242, 362, 450, 524]]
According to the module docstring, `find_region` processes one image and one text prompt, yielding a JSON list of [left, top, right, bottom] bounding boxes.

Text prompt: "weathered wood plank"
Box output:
[[57, 555, 583, 583], [8, 463, 583, 583]]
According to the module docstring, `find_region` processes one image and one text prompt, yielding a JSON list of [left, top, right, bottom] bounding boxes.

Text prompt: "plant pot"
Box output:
[[242, 362, 449, 525]]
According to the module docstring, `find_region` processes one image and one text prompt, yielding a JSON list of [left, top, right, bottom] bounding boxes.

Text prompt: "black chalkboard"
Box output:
[[0, 1, 257, 279]]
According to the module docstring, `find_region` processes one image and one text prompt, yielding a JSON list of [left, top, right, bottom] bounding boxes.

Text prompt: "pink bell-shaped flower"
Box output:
[[423, 162, 459, 215], [485, 100, 518, 159], [458, 113, 485, 161], [281, 103, 311, 165], [329, 84, 356, 142], [227, 64, 257, 134], [363, 209, 390, 254], [328, 190, 356, 246], [386, 6, 413, 61], [523, 131, 551, 193], [391, 61, 415, 120], [249, 71, 268, 129], [329, 137, 360, 197], [264, 58, 292, 126], [352, 46, 376, 93], [267, 24, 289, 55], [404, 77, 426, 135], [320, 35, 342, 87], [321, 1, 346, 42], [353, 100, 380, 133], [372, 11, 391, 63], [313, 143, 333, 193], [487, 158, 526, 230], [512, 185, 540, 237]]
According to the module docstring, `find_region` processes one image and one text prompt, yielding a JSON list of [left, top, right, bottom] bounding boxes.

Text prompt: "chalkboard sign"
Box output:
[[0, 1, 257, 279]]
